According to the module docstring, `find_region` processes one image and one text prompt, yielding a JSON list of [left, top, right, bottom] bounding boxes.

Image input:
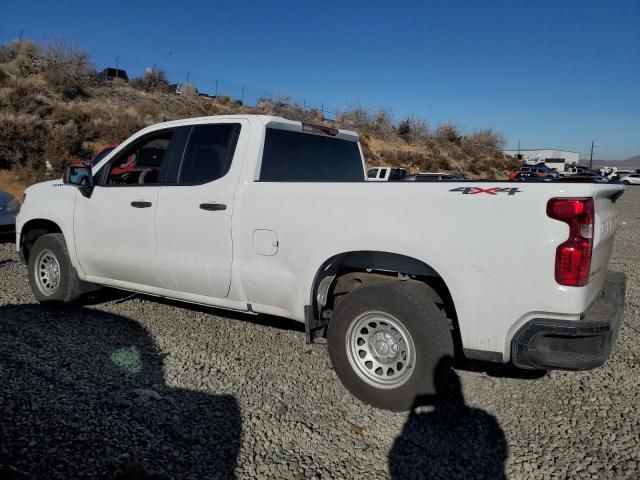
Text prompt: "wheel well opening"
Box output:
[[311, 251, 463, 355], [20, 219, 63, 263]]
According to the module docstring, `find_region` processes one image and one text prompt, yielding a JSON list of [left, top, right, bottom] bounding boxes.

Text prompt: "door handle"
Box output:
[[131, 201, 152, 208], [200, 203, 227, 211]]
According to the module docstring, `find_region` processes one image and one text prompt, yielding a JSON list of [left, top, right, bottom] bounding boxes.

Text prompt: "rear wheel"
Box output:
[[327, 282, 454, 411], [28, 233, 85, 304]]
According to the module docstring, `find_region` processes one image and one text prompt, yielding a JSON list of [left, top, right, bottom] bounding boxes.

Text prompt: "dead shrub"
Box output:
[[462, 129, 505, 154], [0, 113, 88, 175], [1, 77, 52, 115], [433, 123, 462, 145], [38, 40, 94, 99], [396, 117, 430, 144], [336, 106, 370, 131], [379, 149, 436, 171], [214, 95, 234, 105], [42, 65, 89, 99], [336, 106, 394, 139], [397, 119, 411, 142], [130, 69, 170, 93], [9, 40, 42, 76]]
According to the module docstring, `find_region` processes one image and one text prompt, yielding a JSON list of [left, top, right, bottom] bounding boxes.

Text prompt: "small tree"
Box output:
[[396, 119, 411, 142]]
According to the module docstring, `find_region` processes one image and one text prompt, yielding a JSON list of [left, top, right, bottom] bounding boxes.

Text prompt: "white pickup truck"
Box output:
[[16, 115, 626, 410]]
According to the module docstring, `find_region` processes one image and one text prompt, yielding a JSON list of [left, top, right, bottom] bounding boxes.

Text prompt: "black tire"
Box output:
[[623, 180, 630, 185], [327, 282, 454, 411], [28, 233, 85, 304]]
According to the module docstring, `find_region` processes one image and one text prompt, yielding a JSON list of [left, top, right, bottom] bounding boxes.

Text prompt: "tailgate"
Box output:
[[589, 185, 624, 292]]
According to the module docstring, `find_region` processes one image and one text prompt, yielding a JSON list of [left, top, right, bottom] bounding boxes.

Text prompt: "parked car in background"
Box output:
[[402, 173, 466, 182], [520, 165, 560, 178], [562, 165, 595, 177], [0, 191, 20, 234], [169, 83, 199, 95], [97, 68, 129, 82], [569, 172, 610, 183], [609, 170, 635, 182], [513, 172, 553, 182], [620, 174, 640, 185], [366, 167, 408, 181]]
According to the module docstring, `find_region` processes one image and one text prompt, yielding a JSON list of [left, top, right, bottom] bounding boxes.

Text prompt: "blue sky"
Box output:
[[1, 0, 638, 159]]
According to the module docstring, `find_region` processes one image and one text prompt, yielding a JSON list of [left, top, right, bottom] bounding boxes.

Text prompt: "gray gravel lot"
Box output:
[[1, 188, 639, 479]]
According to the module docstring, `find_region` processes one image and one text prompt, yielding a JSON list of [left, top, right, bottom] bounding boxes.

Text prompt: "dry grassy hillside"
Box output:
[[0, 40, 518, 196]]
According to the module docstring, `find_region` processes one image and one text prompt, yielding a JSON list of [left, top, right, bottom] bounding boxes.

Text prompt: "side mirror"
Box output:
[[63, 164, 94, 198]]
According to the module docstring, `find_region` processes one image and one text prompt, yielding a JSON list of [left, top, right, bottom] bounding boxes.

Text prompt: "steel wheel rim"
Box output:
[[35, 249, 61, 296], [346, 311, 415, 389]]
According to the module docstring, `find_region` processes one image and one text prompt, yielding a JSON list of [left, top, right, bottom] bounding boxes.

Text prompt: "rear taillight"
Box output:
[[547, 197, 594, 287]]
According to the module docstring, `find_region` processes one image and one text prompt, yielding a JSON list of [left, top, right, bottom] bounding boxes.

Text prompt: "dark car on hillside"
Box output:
[[98, 68, 129, 82]]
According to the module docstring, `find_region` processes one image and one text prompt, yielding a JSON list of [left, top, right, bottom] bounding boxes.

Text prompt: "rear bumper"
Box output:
[[512, 271, 626, 370]]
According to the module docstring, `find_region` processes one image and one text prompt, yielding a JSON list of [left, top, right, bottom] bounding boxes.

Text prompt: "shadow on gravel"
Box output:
[[389, 358, 508, 479], [149, 296, 306, 333], [454, 357, 548, 380], [0, 232, 15, 245], [0, 304, 242, 480]]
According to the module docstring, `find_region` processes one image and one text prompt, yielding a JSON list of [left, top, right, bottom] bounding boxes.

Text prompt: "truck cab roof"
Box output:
[[132, 115, 359, 142]]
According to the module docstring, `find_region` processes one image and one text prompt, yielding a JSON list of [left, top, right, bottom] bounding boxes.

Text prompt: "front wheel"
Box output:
[[327, 282, 454, 411], [623, 180, 631, 185], [28, 233, 85, 304]]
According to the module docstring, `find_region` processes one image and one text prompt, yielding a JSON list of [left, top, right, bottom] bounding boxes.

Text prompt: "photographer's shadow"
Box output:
[[389, 358, 507, 480], [0, 304, 241, 480]]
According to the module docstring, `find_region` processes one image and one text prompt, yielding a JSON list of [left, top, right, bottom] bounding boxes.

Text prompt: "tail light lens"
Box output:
[[547, 197, 594, 286]]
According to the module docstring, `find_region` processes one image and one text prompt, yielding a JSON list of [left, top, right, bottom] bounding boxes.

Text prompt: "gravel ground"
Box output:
[[1, 188, 639, 479]]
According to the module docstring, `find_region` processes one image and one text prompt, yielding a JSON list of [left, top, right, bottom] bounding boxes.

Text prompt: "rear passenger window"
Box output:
[[179, 124, 240, 184], [260, 128, 364, 182]]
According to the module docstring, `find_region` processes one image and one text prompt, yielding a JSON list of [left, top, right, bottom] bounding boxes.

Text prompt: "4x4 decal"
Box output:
[[449, 186, 521, 196]]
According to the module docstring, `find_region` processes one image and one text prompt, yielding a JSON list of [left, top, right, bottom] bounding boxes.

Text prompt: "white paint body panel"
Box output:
[[74, 186, 161, 287], [16, 115, 625, 362]]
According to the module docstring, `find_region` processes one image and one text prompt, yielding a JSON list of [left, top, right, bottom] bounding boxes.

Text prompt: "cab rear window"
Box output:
[[259, 128, 364, 182]]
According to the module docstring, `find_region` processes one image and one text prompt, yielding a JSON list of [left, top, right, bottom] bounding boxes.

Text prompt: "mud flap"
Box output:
[[304, 305, 328, 344]]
